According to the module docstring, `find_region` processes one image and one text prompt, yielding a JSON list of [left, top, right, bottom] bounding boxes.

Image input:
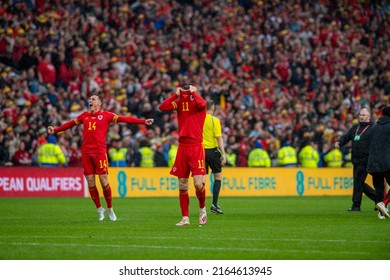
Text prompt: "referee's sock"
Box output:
[[212, 180, 221, 206]]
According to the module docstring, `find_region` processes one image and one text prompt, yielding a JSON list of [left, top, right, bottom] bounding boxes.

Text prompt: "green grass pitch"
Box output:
[[0, 196, 389, 260]]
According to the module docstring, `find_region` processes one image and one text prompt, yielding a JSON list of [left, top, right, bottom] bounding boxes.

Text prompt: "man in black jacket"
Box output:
[[336, 107, 377, 211], [367, 106, 390, 218]]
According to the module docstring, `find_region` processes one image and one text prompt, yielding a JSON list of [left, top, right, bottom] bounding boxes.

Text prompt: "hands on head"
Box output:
[[176, 85, 197, 96], [189, 85, 197, 92]]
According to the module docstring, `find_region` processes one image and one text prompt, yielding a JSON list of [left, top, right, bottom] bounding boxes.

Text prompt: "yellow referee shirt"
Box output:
[[203, 114, 222, 149]]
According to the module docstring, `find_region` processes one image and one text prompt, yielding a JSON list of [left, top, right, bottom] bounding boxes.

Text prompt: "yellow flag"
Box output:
[[220, 94, 226, 110]]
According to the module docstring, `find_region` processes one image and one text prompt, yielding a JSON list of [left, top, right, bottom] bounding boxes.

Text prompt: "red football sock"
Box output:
[[383, 190, 390, 206], [196, 186, 206, 209], [103, 184, 113, 209], [88, 186, 101, 208], [179, 190, 189, 217]]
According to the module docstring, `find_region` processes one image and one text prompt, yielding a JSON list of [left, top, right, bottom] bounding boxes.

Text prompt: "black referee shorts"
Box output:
[[205, 148, 222, 174]]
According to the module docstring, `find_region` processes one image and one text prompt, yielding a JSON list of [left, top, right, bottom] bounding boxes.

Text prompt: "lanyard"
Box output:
[[355, 125, 369, 136]]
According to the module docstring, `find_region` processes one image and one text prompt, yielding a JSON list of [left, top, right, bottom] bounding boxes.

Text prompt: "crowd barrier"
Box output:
[[0, 167, 368, 198]]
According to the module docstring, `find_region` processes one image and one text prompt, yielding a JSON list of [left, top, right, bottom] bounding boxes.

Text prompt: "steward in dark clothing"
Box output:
[[367, 115, 390, 173], [336, 108, 377, 211], [367, 108, 390, 211]]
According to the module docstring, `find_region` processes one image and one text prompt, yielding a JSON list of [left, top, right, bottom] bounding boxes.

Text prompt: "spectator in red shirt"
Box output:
[[37, 52, 56, 84], [67, 140, 82, 167], [272, 51, 291, 85], [0, 30, 8, 55], [57, 52, 72, 89], [12, 141, 32, 166]]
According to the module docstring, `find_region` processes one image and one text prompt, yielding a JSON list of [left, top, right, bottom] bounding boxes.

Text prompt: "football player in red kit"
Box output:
[[159, 85, 207, 226], [47, 94, 154, 221]]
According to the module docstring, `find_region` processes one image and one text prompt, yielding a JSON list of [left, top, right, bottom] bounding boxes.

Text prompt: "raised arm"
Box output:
[[117, 115, 154, 125], [159, 92, 179, 111], [189, 85, 206, 110], [48, 119, 77, 135]]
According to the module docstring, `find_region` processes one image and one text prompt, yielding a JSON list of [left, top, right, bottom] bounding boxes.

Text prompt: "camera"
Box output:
[[182, 85, 190, 90]]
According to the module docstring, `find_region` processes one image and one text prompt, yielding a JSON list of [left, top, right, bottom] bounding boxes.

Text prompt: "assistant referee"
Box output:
[[202, 100, 226, 214]]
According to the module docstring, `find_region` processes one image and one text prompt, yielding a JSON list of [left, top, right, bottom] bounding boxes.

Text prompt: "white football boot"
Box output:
[[107, 208, 117, 221], [97, 207, 106, 221], [199, 207, 207, 225], [176, 216, 190, 226]]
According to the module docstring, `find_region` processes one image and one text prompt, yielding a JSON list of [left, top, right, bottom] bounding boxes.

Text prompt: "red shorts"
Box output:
[[82, 153, 109, 176], [170, 143, 205, 178]]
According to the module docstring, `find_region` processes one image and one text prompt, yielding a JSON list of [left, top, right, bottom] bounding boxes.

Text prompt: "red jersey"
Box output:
[[273, 59, 290, 81], [37, 60, 56, 84], [76, 111, 117, 154], [54, 110, 146, 154], [12, 150, 31, 166], [159, 91, 206, 145], [68, 148, 82, 167]]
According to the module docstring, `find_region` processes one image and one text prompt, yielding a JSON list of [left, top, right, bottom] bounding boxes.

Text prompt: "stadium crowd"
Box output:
[[0, 0, 389, 168]]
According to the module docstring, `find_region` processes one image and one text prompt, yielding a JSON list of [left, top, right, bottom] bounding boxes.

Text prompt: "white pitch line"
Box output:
[[0, 242, 377, 256], [1, 235, 390, 244]]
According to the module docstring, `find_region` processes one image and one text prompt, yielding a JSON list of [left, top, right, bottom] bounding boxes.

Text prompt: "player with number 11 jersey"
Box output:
[[159, 85, 207, 226]]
